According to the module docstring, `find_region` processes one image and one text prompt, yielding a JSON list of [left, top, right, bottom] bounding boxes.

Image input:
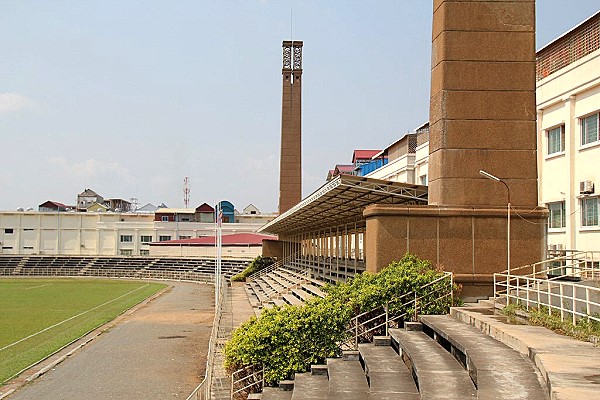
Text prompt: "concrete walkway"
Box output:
[[452, 303, 600, 400], [211, 281, 257, 399], [7, 282, 214, 400]]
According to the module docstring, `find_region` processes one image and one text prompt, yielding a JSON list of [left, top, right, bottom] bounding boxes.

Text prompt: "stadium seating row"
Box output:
[[0, 255, 248, 282]]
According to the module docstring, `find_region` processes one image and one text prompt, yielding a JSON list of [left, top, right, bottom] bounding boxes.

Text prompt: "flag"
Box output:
[[217, 207, 223, 227]]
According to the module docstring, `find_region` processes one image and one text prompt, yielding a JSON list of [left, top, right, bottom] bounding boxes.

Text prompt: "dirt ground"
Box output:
[[3, 281, 214, 400]]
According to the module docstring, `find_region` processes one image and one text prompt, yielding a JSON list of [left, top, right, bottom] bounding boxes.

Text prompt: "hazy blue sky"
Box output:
[[1, 1, 599, 212]]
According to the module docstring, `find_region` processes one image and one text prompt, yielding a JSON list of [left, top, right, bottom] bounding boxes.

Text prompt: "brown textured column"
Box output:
[[279, 40, 303, 214], [428, 0, 538, 207]]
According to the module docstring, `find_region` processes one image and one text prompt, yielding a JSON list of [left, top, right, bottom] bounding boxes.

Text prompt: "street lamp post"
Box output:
[[479, 170, 511, 276]]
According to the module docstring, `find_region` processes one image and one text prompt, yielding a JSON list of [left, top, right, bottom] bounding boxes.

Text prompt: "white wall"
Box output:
[[537, 48, 600, 251], [0, 211, 266, 256]]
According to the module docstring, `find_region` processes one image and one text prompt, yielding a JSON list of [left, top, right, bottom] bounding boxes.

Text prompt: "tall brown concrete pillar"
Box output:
[[279, 40, 303, 214], [365, 1, 548, 300], [428, 0, 538, 208]]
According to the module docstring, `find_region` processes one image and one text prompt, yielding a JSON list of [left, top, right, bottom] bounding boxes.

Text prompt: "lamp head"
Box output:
[[479, 170, 501, 182]]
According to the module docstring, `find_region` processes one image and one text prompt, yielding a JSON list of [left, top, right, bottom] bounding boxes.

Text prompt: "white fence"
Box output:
[[494, 251, 600, 325], [186, 279, 229, 400]]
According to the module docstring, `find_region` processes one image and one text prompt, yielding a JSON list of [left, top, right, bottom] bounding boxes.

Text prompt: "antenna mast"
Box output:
[[183, 177, 190, 208]]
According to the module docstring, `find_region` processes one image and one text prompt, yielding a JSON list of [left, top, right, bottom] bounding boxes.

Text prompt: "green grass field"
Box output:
[[0, 278, 167, 384]]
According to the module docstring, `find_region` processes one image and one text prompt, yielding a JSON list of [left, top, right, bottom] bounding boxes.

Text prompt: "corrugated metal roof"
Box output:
[[150, 233, 277, 246], [155, 208, 196, 214], [352, 149, 381, 163], [258, 175, 427, 235]]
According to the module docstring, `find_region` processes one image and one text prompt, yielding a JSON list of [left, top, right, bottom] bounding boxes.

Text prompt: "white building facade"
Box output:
[[536, 12, 600, 252], [0, 211, 268, 257]]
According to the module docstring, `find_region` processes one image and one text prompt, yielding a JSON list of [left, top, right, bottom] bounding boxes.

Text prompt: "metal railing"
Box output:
[[506, 251, 600, 281], [231, 364, 265, 400], [230, 271, 454, 398], [248, 252, 300, 281], [341, 272, 453, 350], [186, 279, 229, 400], [494, 251, 600, 325]]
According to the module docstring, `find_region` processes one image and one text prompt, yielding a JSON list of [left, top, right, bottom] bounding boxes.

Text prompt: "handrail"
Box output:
[[494, 272, 600, 326], [507, 251, 600, 279], [342, 272, 453, 350], [186, 279, 228, 400], [248, 252, 300, 281]]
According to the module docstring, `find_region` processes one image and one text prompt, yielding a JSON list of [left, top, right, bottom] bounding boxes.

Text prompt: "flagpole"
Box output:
[[215, 202, 223, 309]]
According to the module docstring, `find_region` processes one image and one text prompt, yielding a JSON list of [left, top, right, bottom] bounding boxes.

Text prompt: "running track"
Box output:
[[9, 282, 214, 400]]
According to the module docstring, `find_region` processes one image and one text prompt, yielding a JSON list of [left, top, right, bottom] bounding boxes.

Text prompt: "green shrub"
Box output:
[[231, 256, 275, 282], [225, 253, 457, 384]]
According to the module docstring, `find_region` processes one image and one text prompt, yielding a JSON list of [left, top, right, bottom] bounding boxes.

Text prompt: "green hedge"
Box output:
[[231, 256, 275, 282], [225, 253, 456, 384]]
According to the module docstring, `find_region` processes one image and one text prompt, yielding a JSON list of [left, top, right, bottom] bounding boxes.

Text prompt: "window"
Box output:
[[547, 201, 566, 229], [159, 235, 171, 242], [2, 246, 13, 249], [581, 197, 599, 227], [581, 113, 599, 146], [419, 175, 428, 185], [140, 249, 150, 256], [140, 235, 153, 243], [161, 216, 169, 222], [179, 235, 191, 240], [4, 228, 13, 234], [23, 246, 34, 250], [120, 235, 133, 243], [120, 249, 133, 256], [547, 125, 565, 155]]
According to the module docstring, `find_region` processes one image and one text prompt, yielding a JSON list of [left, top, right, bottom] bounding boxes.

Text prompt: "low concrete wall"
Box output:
[[364, 204, 548, 298]]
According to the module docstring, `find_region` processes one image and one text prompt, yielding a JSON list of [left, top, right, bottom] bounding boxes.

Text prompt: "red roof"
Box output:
[[352, 150, 381, 163], [196, 203, 214, 213], [334, 164, 355, 173], [150, 233, 277, 246]]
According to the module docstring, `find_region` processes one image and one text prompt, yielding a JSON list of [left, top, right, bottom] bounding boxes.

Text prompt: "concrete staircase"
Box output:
[[245, 267, 326, 314], [253, 303, 561, 399]]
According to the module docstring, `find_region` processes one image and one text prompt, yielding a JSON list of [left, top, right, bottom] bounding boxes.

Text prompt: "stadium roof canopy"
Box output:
[[259, 175, 428, 236]]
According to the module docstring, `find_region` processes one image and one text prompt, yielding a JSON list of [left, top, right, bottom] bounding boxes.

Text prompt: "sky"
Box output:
[[1, 1, 599, 213]]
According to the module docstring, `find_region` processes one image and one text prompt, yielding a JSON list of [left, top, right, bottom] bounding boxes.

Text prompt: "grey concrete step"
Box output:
[[271, 298, 286, 307], [451, 303, 600, 399], [282, 293, 303, 306], [290, 372, 328, 400], [261, 387, 293, 400], [301, 284, 325, 298], [292, 288, 311, 302], [420, 315, 548, 400], [389, 328, 476, 400], [358, 343, 419, 398], [326, 357, 369, 399]]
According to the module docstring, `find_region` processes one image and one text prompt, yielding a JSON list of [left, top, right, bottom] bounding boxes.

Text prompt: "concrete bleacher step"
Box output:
[[259, 387, 293, 400], [291, 288, 310, 302], [290, 371, 328, 400], [301, 284, 325, 298], [420, 315, 547, 400], [389, 328, 476, 399], [358, 342, 419, 399], [282, 293, 303, 306], [326, 356, 369, 398], [451, 302, 600, 399]]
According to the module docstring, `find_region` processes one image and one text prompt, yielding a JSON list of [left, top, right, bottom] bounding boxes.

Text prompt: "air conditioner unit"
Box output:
[[548, 244, 556, 251], [580, 180, 595, 194]]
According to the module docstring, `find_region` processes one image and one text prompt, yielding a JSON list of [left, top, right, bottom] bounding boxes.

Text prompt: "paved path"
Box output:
[[8, 281, 214, 400]]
